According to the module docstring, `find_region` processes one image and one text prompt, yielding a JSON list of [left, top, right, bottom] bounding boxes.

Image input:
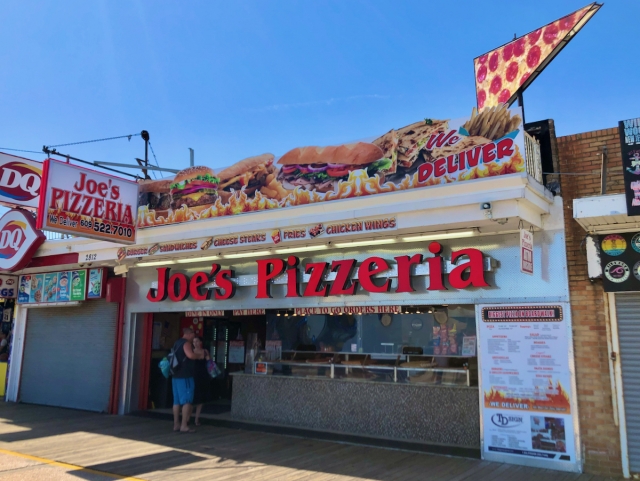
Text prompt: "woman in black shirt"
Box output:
[[192, 337, 211, 426]]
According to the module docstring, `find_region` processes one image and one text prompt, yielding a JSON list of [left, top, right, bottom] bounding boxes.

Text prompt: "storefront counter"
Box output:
[[230, 372, 480, 448]]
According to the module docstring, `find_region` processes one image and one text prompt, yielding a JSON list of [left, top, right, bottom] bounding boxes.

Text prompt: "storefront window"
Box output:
[[266, 305, 476, 357], [261, 305, 477, 386]]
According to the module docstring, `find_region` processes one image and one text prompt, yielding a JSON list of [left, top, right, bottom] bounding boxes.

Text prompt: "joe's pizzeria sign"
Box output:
[[146, 241, 489, 303]]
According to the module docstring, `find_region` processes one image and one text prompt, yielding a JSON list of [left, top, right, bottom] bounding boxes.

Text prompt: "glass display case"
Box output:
[[253, 350, 476, 387]]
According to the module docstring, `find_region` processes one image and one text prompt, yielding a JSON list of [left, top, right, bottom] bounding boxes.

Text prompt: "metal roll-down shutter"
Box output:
[[616, 293, 640, 472], [20, 299, 118, 412]]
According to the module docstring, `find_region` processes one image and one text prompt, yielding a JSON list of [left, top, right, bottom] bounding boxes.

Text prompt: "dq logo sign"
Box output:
[[0, 221, 27, 259], [0, 154, 43, 208], [0, 162, 41, 201], [0, 209, 46, 272]]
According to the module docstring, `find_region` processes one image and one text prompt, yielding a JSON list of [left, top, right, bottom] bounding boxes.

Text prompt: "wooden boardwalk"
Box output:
[[0, 403, 622, 481]]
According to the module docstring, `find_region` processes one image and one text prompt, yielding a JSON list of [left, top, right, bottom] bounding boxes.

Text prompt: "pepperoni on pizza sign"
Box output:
[[0, 209, 46, 272], [474, 3, 601, 110]]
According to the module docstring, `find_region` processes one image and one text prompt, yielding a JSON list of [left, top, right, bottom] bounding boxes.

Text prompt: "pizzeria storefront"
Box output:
[[118, 149, 580, 474]]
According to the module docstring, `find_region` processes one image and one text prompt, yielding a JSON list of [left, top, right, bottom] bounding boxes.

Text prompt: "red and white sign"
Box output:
[[0, 209, 46, 272], [520, 229, 534, 275], [147, 242, 490, 303], [296, 306, 401, 316], [37, 160, 139, 244], [0, 273, 18, 298], [233, 309, 266, 316], [0, 153, 43, 208], [185, 310, 225, 317]]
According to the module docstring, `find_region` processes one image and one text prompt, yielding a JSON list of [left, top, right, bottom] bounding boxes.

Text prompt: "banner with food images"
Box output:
[[138, 106, 526, 229]]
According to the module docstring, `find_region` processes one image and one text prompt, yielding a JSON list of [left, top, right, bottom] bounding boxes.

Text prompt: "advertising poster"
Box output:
[[57, 271, 70, 302], [17, 275, 31, 303], [37, 160, 139, 244], [474, 3, 601, 110], [137, 107, 526, 229], [29, 274, 43, 303], [43, 272, 59, 302], [0, 152, 42, 208], [0, 274, 17, 298], [478, 304, 579, 472], [70, 270, 86, 301], [619, 118, 640, 216], [599, 232, 640, 292], [87, 268, 105, 299]]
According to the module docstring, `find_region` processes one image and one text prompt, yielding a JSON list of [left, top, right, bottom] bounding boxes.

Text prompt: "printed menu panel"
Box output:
[[17, 275, 31, 303], [18, 270, 86, 304], [57, 271, 70, 302], [87, 268, 105, 299], [478, 304, 578, 472], [43, 272, 59, 302], [70, 270, 86, 301]]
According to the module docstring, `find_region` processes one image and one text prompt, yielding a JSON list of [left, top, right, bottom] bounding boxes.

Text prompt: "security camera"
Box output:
[[480, 202, 493, 219]]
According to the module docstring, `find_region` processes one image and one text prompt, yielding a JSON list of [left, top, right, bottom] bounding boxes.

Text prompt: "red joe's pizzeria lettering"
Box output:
[[49, 172, 133, 224], [146, 242, 489, 303]]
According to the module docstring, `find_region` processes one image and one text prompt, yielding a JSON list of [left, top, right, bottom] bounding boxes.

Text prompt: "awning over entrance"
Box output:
[[573, 194, 640, 234]]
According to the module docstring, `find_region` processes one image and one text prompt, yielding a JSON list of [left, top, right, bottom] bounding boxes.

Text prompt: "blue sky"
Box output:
[[1, 0, 637, 176]]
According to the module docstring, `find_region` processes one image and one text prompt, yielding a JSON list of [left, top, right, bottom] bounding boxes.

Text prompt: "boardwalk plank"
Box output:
[[0, 404, 624, 481]]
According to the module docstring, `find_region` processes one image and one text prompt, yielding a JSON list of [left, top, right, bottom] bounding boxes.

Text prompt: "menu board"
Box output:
[[478, 304, 578, 472], [18, 269, 87, 304]]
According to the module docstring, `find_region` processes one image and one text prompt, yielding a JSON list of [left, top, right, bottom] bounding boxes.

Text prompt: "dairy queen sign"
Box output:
[[0, 209, 46, 272]]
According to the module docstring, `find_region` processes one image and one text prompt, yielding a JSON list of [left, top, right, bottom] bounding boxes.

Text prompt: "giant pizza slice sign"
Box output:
[[0, 209, 46, 272], [474, 2, 602, 110]]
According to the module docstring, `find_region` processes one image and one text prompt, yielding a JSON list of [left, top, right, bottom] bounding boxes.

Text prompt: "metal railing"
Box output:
[[524, 131, 543, 184], [43, 230, 74, 240]]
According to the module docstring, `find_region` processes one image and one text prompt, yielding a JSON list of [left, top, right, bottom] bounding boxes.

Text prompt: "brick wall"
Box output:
[[557, 127, 623, 476]]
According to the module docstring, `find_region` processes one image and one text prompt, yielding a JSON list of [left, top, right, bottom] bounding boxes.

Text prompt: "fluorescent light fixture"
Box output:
[[402, 230, 476, 242], [137, 260, 176, 267], [176, 255, 220, 264], [334, 238, 395, 248], [274, 245, 328, 254], [223, 250, 271, 259]]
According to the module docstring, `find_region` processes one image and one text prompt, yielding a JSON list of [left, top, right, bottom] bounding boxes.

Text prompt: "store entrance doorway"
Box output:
[[140, 312, 266, 417]]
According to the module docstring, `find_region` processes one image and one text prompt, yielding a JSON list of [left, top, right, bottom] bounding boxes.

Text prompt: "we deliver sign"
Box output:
[[0, 153, 42, 208], [37, 160, 139, 244]]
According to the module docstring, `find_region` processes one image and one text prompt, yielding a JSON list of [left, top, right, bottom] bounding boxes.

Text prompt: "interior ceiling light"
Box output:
[[176, 255, 220, 264], [334, 238, 395, 248], [136, 260, 176, 267], [402, 230, 476, 242], [222, 250, 271, 259], [274, 245, 329, 254]]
